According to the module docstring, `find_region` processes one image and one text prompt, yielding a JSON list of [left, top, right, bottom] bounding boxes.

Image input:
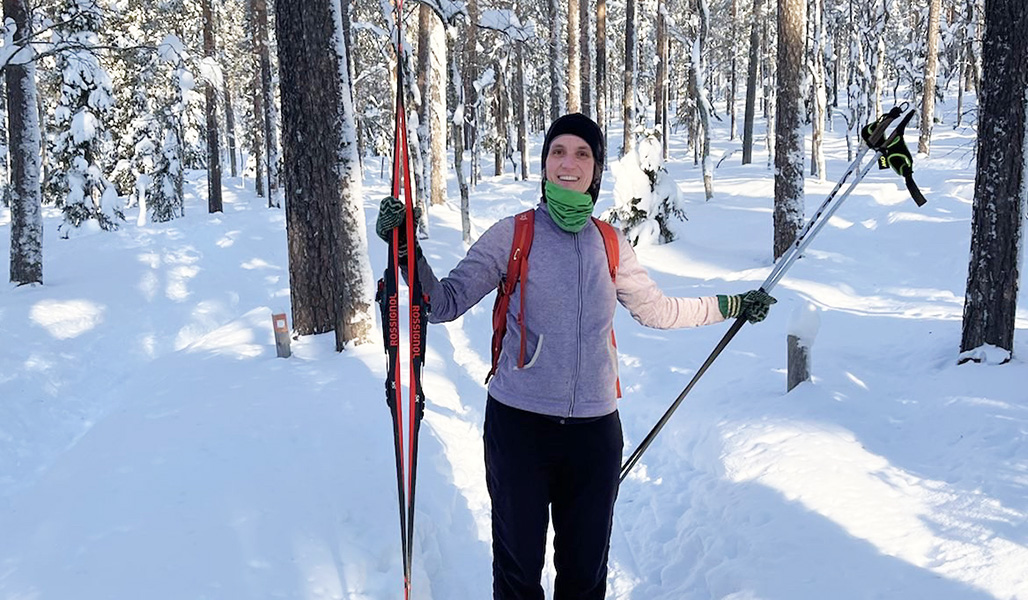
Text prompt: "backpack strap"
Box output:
[[487, 210, 535, 382], [487, 212, 624, 399], [592, 217, 619, 282], [592, 217, 622, 398]]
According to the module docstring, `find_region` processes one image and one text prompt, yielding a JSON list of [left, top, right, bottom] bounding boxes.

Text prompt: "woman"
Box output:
[[377, 113, 774, 599]]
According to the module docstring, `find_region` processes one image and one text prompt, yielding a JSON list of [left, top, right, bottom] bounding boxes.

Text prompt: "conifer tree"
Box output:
[[44, 0, 121, 235], [5, 0, 43, 284]]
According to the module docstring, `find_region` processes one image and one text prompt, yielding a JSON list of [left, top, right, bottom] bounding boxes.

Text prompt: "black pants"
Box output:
[[484, 397, 623, 600]]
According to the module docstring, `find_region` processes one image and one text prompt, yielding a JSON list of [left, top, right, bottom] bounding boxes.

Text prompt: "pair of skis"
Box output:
[[375, 2, 427, 598], [619, 104, 927, 483]]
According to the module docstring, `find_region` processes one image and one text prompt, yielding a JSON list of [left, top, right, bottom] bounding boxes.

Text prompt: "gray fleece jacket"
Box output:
[[416, 202, 725, 419]]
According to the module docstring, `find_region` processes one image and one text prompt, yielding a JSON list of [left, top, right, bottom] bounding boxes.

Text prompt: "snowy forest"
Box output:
[[2, 0, 1028, 598], [3, 0, 1024, 358]]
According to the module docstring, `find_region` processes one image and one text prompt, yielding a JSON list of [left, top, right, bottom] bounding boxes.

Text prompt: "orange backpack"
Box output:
[[486, 209, 622, 398]]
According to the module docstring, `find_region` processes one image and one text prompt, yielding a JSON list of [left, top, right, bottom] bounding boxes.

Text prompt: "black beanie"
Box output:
[[541, 112, 605, 202]]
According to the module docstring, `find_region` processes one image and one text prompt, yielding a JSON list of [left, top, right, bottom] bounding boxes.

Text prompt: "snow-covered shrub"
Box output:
[[604, 129, 687, 246], [45, 0, 123, 235]]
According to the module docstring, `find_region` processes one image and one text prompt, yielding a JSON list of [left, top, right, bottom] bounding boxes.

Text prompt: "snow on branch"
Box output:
[[418, 0, 466, 25], [479, 9, 534, 42]]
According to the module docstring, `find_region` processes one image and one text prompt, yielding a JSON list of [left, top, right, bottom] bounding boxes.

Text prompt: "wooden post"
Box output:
[[787, 302, 820, 392], [272, 313, 291, 358]]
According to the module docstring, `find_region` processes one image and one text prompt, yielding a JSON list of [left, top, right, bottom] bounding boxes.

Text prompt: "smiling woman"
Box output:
[[29, 299, 106, 340], [374, 112, 776, 600]]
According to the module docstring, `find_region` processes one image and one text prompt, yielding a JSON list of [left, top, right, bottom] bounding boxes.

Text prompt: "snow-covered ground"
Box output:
[[2, 101, 1026, 600]]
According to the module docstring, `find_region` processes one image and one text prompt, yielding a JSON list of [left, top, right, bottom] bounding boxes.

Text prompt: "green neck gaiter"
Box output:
[[544, 181, 595, 233]]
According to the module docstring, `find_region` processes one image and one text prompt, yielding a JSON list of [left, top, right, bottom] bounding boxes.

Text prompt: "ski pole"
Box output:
[[619, 106, 920, 484]]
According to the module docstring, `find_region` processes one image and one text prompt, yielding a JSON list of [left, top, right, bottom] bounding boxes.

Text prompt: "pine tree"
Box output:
[[201, 0, 223, 213], [622, 0, 636, 156], [605, 129, 688, 246], [960, 0, 1026, 361], [44, 0, 121, 235], [741, 0, 763, 164], [917, 0, 942, 154], [5, 0, 43, 284], [277, 0, 373, 349], [774, 0, 805, 260]]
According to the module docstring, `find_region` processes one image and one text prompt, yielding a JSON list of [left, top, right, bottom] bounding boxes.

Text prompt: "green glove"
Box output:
[[718, 289, 777, 323], [376, 196, 422, 259]]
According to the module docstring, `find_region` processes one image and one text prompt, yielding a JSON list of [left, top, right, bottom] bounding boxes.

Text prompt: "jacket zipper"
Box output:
[[568, 231, 584, 418]]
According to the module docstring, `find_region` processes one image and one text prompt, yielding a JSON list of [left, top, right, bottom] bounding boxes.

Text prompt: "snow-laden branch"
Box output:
[[479, 9, 534, 42]]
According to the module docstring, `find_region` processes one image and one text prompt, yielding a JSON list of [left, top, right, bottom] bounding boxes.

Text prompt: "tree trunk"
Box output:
[[202, 0, 223, 213], [252, 79, 266, 198], [580, 0, 592, 117], [692, 0, 713, 198], [464, 0, 480, 187], [656, 0, 668, 158], [223, 77, 238, 178], [253, 0, 278, 201], [389, 9, 429, 239], [729, 0, 738, 140], [774, 0, 805, 260], [549, 0, 562, 120], [871, 0, 885, 117], [516, 42, 530, 180], [276, 0, 374, 349], [742, 0, 762, 164], [247, 0, 266, 199], [5, 0, 42, 285], [845, 0, 868, 161], [330, 0, 373, 349], [622, 0, 636, 156], [568, 0, 581, 112], [810, 0, 826, 181], [449, 24, 471, 243], [494, 57, 506, 176], [918, 0, 943, 154], [419, 4, 447, 207], [960, 0, 1026, 359], [596, 0, 607, 136], [763, 9, 775, 168]]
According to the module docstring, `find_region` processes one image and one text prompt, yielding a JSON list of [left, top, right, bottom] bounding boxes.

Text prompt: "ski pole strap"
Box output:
[[860, 105, 927, 207]]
